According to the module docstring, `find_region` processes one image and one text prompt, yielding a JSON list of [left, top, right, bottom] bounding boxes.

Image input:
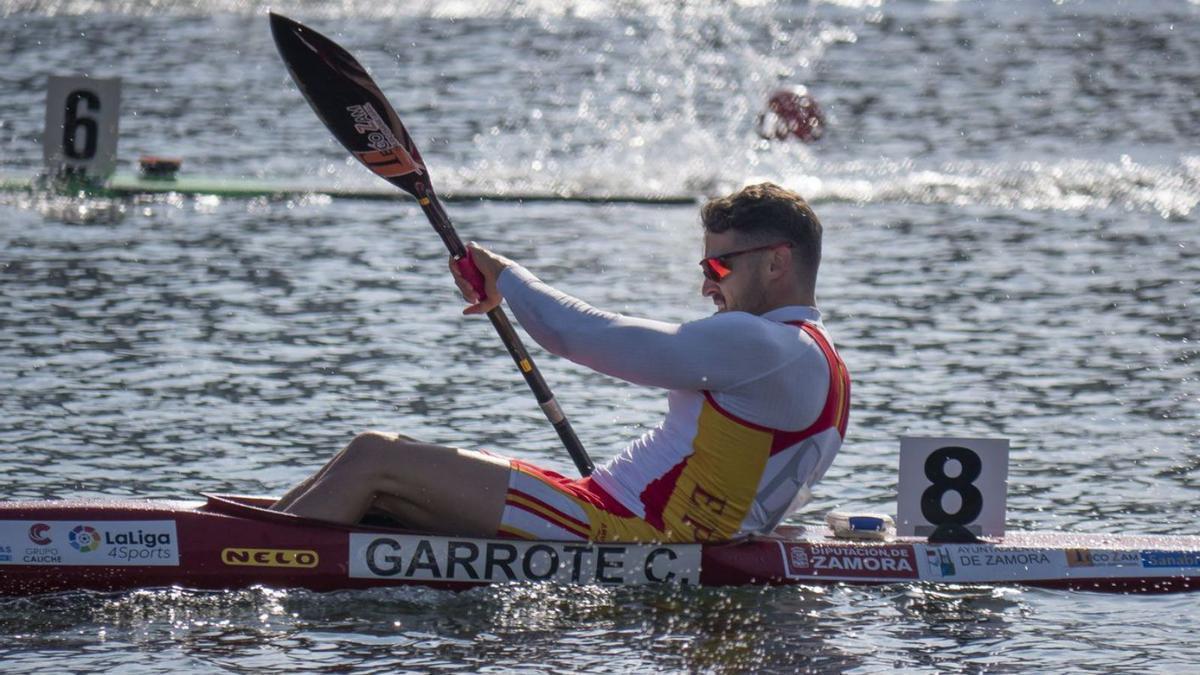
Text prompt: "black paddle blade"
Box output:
[[269, 12, 430, 196]]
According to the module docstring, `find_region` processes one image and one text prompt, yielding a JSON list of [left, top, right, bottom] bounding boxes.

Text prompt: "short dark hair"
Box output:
[[701, 182, 822, 272]]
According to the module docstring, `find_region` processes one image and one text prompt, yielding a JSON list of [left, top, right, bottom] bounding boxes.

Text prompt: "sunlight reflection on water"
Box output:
[[2, 0, 1199, 671]]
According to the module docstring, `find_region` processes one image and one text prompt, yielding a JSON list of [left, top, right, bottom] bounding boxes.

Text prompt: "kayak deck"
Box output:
[[2, 495, 1198, 595]]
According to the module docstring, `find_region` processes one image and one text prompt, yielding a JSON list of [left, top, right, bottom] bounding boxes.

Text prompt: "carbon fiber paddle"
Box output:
[[269, 12, 593, 476]]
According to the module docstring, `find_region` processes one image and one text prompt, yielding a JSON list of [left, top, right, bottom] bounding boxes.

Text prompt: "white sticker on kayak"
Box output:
[[0, 520, 179, 566], [918, 543, 1064, 582], [348, 534, 700, 585]]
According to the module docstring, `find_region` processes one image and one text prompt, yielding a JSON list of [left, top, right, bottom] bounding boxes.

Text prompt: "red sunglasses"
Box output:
[[699, 241, 794, 282]]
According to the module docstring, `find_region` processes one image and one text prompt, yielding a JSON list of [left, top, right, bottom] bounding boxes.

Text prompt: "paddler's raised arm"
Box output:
[[452, 244, 788, 392]]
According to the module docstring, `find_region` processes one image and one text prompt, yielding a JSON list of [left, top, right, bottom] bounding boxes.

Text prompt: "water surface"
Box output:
[[2, 0, 1198, 671]]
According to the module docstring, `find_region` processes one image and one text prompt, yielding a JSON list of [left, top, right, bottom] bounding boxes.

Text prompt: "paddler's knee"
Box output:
[[345, 431, 413, 456], [343, 430, 472, 472]]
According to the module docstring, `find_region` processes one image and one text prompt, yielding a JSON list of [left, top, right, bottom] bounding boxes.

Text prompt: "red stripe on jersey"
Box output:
[[701, 320, 850, 456], [637, 457, 689, 531], [506, 488, 591, 537]]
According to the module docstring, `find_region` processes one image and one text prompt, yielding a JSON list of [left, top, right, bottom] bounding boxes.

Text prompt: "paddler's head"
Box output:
[[699, 182, 822, 314]]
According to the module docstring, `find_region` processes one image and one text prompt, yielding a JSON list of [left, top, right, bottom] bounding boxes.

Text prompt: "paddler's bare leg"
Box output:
[[272, 432, 420, 511], [271, 431, 510, 537]]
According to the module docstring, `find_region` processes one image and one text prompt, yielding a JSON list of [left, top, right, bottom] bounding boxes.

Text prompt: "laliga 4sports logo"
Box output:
[[28, 523, 52, 546]]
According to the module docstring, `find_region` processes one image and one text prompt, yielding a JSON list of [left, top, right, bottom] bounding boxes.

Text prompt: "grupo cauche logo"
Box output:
[[28, 523, 52, 546], [68, 525, 101, 553]]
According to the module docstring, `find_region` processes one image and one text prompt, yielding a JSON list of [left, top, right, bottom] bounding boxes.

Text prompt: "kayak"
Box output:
[[0, 171, 697, 205], [2, 493, 1198, 595]]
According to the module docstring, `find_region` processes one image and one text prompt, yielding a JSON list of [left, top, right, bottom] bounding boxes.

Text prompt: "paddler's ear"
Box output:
[[766, 245, 793, 280]]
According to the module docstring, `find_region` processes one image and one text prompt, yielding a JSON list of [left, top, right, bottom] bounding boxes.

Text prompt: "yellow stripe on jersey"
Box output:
[[659, 401, 773, 541], [497, 524, 538, 540]]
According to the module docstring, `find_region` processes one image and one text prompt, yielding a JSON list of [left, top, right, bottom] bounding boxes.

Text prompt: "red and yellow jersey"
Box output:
[[588, 320, 848, 541], [496, 266, 850, 543]]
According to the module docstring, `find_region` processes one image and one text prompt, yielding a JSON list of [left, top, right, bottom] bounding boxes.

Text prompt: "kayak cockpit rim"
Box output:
[[199, 493, 421, 534], [198, 492, 804, 544]]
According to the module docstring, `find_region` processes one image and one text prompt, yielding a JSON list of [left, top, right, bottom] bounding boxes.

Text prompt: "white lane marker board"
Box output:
[[43, 75, 121, 178], [896, 437, 1009, 538]]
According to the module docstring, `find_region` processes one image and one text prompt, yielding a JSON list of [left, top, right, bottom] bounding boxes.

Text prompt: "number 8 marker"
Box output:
[[896, 437, 1009, 540], [920, 446, 984, 527]]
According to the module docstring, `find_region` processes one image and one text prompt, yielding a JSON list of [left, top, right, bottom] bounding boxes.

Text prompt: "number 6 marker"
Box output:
[[43, 75, 121, 179]]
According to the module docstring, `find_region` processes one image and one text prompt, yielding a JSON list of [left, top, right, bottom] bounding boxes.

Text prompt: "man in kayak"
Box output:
[[272, 182, 850, 543]]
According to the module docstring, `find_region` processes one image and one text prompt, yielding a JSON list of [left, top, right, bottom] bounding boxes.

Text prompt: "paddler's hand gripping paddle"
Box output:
[[269, 13, 594, 476]]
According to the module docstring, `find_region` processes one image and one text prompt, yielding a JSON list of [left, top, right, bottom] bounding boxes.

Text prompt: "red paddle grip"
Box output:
[[455, 253, 488, 302]]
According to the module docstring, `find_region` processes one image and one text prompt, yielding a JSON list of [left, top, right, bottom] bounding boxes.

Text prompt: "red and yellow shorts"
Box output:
[[499, 460, 671, 543]]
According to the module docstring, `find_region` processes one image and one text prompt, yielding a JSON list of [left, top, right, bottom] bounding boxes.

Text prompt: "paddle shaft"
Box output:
[[412, 183, 594, 477]]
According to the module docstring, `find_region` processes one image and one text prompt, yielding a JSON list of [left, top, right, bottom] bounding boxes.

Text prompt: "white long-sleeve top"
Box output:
[[497, 264, 843, 532]]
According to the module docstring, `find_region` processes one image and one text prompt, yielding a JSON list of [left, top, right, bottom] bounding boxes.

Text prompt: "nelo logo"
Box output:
[[28, 523, 52, 546], [221, 548, 319, 568]]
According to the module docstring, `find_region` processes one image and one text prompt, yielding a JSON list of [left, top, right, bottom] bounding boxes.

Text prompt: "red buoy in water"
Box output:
[[139, 155, 183, 180], [757, 86, 825, 143]]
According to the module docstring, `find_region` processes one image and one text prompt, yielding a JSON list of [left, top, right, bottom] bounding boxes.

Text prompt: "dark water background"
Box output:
[[1, 0, 1198, 671]]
